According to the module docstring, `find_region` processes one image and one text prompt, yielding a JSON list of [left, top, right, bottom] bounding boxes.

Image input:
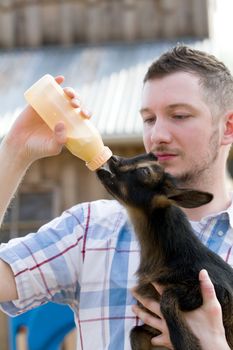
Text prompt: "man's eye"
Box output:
[[172, 114, 190, 120], [143, 117, 155, 124]]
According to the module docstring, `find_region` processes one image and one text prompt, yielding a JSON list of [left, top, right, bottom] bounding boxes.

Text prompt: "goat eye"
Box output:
[[138, 167, 151, 178]]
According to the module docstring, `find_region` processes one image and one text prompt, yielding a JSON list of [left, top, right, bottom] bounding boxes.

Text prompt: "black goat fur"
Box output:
[[96, 153, 233, 350]]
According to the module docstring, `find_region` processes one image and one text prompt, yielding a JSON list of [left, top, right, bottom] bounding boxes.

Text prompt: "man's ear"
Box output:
[[221, 112, 233, 145]]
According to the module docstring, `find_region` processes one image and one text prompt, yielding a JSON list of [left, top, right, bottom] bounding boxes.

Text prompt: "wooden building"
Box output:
[[0, 0, 209, 48]]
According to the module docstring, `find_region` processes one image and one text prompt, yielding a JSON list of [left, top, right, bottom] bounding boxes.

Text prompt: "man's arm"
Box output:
[[0, 140, 31, 226], [0, 108, 65, 303], [0, 260, 18, 301], [0, 76, 68, 226], [0, 103, 69, 226], [0, 76, 84, 302], [0, 76, 86, 226]]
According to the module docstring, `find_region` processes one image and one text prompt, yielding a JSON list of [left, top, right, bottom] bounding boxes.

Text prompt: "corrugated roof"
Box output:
[[0, 39, 215, 143]]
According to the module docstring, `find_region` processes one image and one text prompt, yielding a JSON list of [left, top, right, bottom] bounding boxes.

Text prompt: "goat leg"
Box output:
[[130, 324, 168, 350], [160, 288, 202, 350]]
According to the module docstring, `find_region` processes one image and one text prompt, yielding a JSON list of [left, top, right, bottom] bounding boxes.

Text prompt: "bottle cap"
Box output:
[[86, 146, 112, 171]]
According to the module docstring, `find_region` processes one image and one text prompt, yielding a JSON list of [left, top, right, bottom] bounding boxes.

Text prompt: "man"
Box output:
[[0, 45, 232, 349]]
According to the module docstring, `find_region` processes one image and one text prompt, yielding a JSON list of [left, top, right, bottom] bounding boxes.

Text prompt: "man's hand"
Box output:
[[0, 76, 90, 226], [131, 270, 230, 350], [184, 269, 230, 350], [131, 287, 173, 349], [3, 76, 90, 165]]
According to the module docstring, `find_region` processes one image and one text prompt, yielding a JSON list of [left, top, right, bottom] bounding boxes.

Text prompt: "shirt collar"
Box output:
[[190, 193, 233, 228], [225, 193, 233, 228]]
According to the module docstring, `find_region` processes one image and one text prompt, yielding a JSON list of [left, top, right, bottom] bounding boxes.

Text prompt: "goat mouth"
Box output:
[[98, 155, 119, 175], [98, 161, 112, 173], [97, 162, 115, 180]]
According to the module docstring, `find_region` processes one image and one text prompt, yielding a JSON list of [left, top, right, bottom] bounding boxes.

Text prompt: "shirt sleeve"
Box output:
[[0, 203, 88, 316]]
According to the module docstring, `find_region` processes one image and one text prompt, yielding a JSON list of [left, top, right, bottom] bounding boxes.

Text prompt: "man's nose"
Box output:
[[150, 119, 172, 145]]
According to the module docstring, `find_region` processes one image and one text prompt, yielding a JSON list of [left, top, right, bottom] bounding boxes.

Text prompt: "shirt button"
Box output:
[[217, 230, 225, 237]]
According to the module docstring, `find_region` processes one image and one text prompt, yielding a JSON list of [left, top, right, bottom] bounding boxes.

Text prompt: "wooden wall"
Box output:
[[0, 0, 209, 48]]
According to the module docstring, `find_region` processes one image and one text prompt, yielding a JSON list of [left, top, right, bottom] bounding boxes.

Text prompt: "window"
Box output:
[[0, 183, 60, 243]]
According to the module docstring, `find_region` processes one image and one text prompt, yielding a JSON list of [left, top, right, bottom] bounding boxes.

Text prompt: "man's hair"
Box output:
[[144, 45, 233, 117]]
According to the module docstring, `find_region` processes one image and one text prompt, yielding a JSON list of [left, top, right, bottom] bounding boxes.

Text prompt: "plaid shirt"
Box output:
[[1, 198, 233, 349]]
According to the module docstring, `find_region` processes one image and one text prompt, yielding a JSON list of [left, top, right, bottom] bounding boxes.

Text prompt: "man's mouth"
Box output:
[[155, 153, 177, 162]]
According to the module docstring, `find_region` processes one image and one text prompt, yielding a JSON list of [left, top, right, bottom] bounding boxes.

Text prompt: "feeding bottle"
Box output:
[[24, 74, 112, 171]]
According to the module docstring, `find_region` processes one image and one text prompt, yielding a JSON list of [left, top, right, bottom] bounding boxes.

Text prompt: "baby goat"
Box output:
[[97, 153, 233, 350]]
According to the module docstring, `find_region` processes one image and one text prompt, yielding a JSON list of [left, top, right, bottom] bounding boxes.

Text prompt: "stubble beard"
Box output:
[[175, 128, 220, 188]]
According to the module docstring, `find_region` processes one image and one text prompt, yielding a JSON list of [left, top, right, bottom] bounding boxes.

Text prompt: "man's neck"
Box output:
[[183, 181, 232, 222]]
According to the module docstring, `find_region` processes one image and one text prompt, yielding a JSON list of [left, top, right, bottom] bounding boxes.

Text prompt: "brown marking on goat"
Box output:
[[120, 184, 129, 200], [163, 178, 178, 193], [120, 160, 158, 173], [118, 164, 137, 173], [144, 168, 163, 186], [126, 206, 148, 235], [151, 195, 171, 210], [149, 171, 163, 183], [135, 161, 158, 169]]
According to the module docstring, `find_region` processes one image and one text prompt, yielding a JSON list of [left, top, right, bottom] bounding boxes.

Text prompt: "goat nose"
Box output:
[[99, 155, 118, 171], [111, 155, 120, 164], [109, 155, 121, 173]]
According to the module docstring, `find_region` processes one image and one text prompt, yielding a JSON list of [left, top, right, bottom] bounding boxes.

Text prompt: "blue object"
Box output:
[[8, 302, 76, 350]]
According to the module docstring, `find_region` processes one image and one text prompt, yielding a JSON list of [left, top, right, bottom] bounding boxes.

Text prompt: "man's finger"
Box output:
[[132, 304, 162, 329], [199, 269, 217, 303], [63, 87, 77, 98], [54, 122, 67, 144], [131, 291, 163, 318], [80, 109, 92, 119], [151, 334, 174, 349], [152, 282, 165, 296], [54, 75, 65, 85]]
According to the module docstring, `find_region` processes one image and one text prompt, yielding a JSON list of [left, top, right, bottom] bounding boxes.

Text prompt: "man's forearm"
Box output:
[[0, 140, 30, 226], [0, 138, 32, 302]]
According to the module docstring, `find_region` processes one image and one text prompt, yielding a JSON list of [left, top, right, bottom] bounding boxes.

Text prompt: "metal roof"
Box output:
[[0, 39, 215, 143]]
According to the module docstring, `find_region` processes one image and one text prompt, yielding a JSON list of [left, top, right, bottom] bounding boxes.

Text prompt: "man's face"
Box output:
[[141, 72, 221, 186]]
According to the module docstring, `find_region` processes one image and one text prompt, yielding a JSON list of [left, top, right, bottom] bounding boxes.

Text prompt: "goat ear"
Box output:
[[167, 189, 213, 208]]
